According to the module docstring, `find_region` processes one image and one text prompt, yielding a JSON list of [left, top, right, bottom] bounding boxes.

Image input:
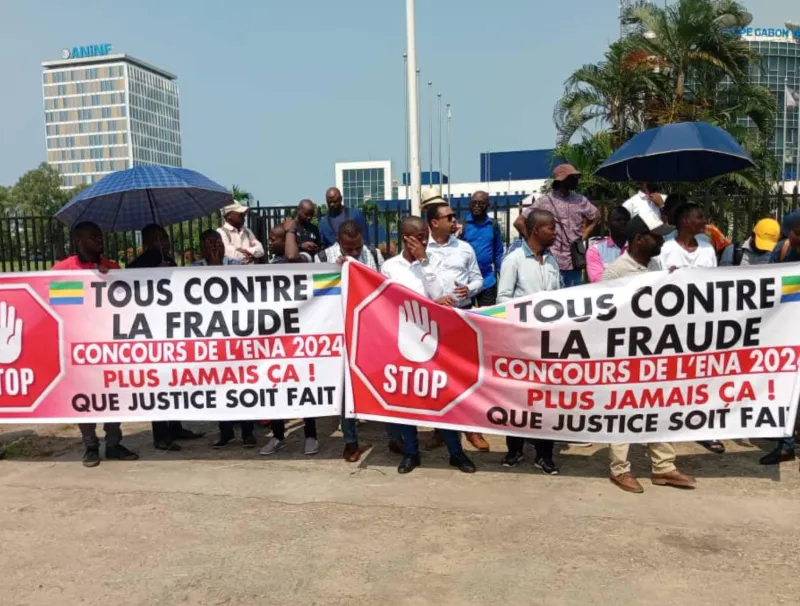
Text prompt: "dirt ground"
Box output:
[[1, 420, 799, 606]]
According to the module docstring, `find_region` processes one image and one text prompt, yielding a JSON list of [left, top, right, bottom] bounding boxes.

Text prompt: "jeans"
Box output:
[[560, 269, 584, 288], [218, 421, 255, 440], [340, 410, 402, 445], [506, 436, 554, 459], [80, 423, 121, 449], [271, 418, 317, 441], [401, 425, 462, 457], [474, 283, 498, 307]]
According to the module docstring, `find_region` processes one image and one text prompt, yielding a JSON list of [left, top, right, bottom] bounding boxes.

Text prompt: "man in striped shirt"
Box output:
[[586, 206, 630, 283]]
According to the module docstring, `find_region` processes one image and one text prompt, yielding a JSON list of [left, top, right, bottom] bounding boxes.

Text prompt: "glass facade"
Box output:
[[42, 57, 181, 188], [745, 40, 800, 179], [342, 168, 386, 207]]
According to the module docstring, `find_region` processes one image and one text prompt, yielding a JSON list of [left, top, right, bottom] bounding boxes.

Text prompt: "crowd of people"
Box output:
[[3, 166, 798, 493]]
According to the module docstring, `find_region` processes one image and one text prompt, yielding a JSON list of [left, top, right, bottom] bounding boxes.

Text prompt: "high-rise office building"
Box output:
[[42, 46, 182, 188], [738, 26, 800, 179]]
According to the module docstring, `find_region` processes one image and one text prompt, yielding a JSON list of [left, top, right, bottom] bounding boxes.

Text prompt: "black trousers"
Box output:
[[151, 421, 185, 444], [475, 283, 498, 307], [506, 436, 554, 459], [271, 418, 317, 441], [218, 421, 255, 440]]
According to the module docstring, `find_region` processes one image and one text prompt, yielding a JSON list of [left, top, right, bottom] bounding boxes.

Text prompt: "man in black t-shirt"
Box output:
[[128, 224, 205, 451], [296, 199, 322, 258]]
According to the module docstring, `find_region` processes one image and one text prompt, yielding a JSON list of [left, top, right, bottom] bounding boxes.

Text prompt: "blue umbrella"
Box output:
[[56, 166, 233, 231], [593, 122, 755, 183]]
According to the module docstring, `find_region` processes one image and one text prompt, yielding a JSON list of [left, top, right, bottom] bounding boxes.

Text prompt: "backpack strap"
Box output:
[[732, 241, 744, 266], [780, 239, 791, 263], [368, 246, 379, 268]]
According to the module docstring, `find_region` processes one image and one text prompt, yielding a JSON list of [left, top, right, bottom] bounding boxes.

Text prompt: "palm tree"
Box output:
[[626, 0, 759, 124], [554, 41, 655, 147], [231, 184, 253, 204]]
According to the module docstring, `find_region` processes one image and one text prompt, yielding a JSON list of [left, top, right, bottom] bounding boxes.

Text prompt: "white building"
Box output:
[[334, 160, 395, 207], [42, 46, 182, 188]]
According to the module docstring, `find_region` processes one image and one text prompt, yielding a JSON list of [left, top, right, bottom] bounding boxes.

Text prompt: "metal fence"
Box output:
[[1, 191, 798, 273]]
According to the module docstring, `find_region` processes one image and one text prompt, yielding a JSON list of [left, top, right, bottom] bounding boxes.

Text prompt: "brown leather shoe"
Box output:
[[343, 442, 371, 463], [610, 472, 644, 493], [466, 432, 490, 452], [651, 469, 696, 489], [424, 431, 445, 451], [388, 439, 404, 455]]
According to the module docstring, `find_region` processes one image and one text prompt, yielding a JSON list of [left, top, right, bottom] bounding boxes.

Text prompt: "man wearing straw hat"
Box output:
[[217, 202, 264, 264]]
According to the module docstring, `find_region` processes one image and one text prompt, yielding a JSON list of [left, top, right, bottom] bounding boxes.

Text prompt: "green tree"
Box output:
[[231, 184, 253, 204], [7, 163, 69, 216], [554, 41, 655, 147]]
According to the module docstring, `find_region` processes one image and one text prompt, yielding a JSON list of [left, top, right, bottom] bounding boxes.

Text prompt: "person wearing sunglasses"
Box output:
[[424, 202, 483, 310], [128, 224, 205, 451], [423, 201, 490, 457]]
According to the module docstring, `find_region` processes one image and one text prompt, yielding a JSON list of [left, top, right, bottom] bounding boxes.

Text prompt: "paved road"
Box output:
[[1, 421, 799, 605]]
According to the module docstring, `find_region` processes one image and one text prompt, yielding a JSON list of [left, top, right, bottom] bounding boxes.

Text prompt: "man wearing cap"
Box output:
[[217, 203, 265, 264], [603, 213, 696, 493], [719, 218, 780, 267], [515, 164, 599, 287], [319, 187, 369, 248]]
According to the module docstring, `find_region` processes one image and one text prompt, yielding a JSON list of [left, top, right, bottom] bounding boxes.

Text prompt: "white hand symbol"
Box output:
[[397, 300, 439, 363], [0, 302, 23, 364]]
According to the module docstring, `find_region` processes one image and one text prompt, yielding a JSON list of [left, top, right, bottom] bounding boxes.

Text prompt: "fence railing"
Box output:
[[1, 192, 798, 273]]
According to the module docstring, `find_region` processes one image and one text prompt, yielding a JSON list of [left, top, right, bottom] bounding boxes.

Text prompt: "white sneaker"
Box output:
[[259, 438, 285, 456], [303, 437, 320, 455]]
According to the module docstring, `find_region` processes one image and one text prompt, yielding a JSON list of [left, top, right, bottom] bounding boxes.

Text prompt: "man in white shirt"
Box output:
[[381, 216, 451, 304], [424, 202, 490, 453], [653, 202, 722, 455], [425, 202, 483, 309], [217, 202, 265, 264], [657, 202, 717, 271], [381, 216, 476, 474]]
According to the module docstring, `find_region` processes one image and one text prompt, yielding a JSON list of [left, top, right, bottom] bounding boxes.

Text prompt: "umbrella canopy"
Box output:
[[593, 122, 755, 183], [56, 166, 233, 232]]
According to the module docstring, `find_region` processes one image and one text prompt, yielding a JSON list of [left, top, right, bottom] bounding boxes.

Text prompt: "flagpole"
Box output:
[[437, 93, 442, 186], [446, 103, 452, 201], [406, 0, 421, 215], [403, 53, 409, 197], [428, 80, 433, 186], [783, 78, 789, 192]]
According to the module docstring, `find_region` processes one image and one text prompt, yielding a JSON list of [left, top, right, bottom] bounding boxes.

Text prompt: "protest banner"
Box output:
[[343, 261, 800, 444], [0, 265, 344, 423]]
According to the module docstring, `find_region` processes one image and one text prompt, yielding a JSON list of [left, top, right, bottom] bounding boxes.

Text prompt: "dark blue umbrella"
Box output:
[[56, 166, 233, 231], [594, 122, 755, 183]]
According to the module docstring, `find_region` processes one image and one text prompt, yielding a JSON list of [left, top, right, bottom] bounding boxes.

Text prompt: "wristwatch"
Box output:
[[419, 257, 429, 267], [286, 228, 297, 234]]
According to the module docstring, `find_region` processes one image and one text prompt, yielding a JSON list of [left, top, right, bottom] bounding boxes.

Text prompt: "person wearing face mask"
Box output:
[[514, 164, 599, 288]]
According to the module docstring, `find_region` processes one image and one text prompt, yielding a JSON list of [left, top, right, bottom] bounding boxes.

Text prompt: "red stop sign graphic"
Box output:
[[0, 285, 64, 412], [351, 282, 483, 416]]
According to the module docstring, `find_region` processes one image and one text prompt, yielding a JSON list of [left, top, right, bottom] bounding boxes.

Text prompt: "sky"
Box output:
[[0, 0, 796, 204]]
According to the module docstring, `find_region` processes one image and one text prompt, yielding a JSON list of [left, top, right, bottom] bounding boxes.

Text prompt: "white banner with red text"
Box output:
[[0, 265, 344, 423], [343, 261, 800, 443]]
